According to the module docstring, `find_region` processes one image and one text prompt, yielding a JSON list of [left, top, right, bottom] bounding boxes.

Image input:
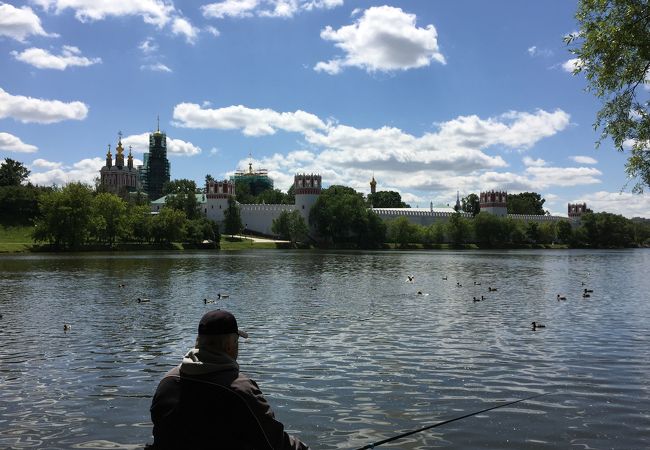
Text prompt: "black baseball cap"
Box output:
[[198, 310, 248, 338]]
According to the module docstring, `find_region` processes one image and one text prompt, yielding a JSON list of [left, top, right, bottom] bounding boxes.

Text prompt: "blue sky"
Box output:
[[1, 0, 649, 218]]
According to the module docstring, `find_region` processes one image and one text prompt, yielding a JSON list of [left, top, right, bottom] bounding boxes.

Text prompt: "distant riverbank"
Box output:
[[5, 224, 644, 253], [0, 226, 287, 253]]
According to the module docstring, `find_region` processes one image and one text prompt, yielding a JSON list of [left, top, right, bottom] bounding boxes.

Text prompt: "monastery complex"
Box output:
[[101, 127, 589, 237]]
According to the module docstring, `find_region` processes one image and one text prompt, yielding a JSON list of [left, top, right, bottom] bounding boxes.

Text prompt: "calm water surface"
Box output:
[[0, 249, 649, 449]]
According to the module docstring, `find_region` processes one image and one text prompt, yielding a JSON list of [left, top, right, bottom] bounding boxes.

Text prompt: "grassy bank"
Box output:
[[0, 225, 35, 252], [0, 227, 281, 252]]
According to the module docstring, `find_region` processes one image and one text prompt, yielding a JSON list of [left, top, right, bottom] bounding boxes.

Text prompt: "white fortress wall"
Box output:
[[372, 208, 472, 227], [240, 204, 295, 235], [507, 214, 570, 224]]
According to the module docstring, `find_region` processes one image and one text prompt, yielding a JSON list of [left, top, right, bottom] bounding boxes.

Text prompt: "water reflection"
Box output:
[[1, 249, 649, 449]]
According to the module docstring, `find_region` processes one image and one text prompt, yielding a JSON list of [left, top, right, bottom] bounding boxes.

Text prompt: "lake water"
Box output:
[[0, 249, 649, 449]]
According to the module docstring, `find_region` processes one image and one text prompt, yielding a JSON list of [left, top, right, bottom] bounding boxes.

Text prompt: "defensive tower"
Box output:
[[480, 190, 508, 216], [294, 173, 322, 224]]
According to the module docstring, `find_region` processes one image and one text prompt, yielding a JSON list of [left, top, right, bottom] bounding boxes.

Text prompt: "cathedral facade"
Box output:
[[99, 135, 140, 195]]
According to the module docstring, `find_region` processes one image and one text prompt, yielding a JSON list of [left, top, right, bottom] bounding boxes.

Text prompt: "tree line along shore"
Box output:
[[1, 158, 649, 252]]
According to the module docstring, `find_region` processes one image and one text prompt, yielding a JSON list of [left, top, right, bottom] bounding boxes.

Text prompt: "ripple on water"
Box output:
[[1, 250, 650, 449]]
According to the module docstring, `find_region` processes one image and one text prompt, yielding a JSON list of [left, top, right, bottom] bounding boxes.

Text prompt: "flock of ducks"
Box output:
[[53, 277, 596, 334], [58, 284, 233, 333], [406, 274, 597, 331]]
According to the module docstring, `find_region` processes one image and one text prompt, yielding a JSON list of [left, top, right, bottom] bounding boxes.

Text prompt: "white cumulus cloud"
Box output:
[[122, 132, 201, 156], [201, 0, 342, 19], [315, 5, 445, 75], [172, 103, 328, 136], [31, 158, 62, 169], [562, 58, 582, 72], [140, 63, 172, 72], [33, 0, 174, 27], [0, 87, 88, 124], [172, 17, 198, 44], [580, 191, 650, 218], [139, 37, 158, 54], [28, 157, 104, 186], [0, 2, 57, 41], [0, 132, 38, 153], [570, 155, 598, 164], [523, 156, 546, 167], [11, 45, 101, 70]]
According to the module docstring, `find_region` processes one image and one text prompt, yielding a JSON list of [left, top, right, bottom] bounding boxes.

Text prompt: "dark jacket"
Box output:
[[150, 348, 308, 450]]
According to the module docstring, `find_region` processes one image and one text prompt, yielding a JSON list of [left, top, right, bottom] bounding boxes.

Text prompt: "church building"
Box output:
[[99, 134, 140, 195]]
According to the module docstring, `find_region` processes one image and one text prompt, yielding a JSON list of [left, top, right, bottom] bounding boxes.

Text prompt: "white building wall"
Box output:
[[373, 209, 471, 227], [240, 204, 294, 235]]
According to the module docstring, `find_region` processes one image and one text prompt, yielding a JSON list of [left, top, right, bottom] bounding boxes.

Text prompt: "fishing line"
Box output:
[[354, 391, 552, 450]]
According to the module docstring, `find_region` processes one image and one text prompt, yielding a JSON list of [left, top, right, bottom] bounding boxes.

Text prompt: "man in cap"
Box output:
[[150, 309, 309, 449]]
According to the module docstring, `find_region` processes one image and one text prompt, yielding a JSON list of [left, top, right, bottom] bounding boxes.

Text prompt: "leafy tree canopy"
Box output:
[[507, 192, 546, 215], [0, 158, 30, 186], [461, 193, 480, 216], [223, 197, 243, 236], [368, 190, 409, 208], [567, 0, 650, 192], [309, 185, 385, 247]]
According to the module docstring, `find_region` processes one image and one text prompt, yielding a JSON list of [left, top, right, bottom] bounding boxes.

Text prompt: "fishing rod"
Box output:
[[354, 392, 551, 450]]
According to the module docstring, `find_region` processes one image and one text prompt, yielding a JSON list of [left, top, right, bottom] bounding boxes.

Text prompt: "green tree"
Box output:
[[163, 179, 201, 220], [557, 220, 574, 244], [538, 221, 558, 244], [579, 211, 635, 247], [507, 192, 546, 215], [272, 210, 308, 246], [461, 193, 480, 216], [184, 217, 220, 245], [125, 204, 153, 243], [526, 221, 540, 244], [424, 222, 445, 245], [33, 183, 93, 249], [309, 185, 385, 247], [223, 197, 243, 237], [151, 207, 186, 243], [368, 190, 409, 208], [0, 158, 30, 186], [387, 216, 419, 248], [472, 212, 505, 247], [446, 212, 470, 246], [0, 185, 44, 225], [567, 0, 650, 191], [258, 189, 291, 205], [90, 193, 127, 245]]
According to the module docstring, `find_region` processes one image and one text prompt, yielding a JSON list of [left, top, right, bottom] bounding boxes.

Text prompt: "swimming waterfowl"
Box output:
[[137, 297, 150, 303], [456, 282, 462, 287], [442, 276, 448, 280], [406, 275, 415, 282], [217, 293, 229, 299], [118, 284, 125, 288], [531, 321, 545, 330], [63, 323, 71, 332], [584, 288, 594, 293], [488, 287, 498, 292], [204, 298, 215, 304], [473, 296, 481, 302], [310, 286, 317, 291], [582, 293, 591, 298], [557, 294, 567, 301], [474, 281, 481, 285], [417, 291, 423, 295]]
